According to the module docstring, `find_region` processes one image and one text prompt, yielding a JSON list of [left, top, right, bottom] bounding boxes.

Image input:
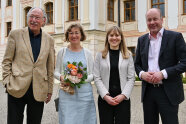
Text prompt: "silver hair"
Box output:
[[27, 7, 48, 27]]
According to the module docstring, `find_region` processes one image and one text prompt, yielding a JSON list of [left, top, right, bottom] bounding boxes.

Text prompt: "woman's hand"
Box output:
[[114, 94, 126, 103], [60, 75, 64, 86], [60, 76, 71, 86], [60, 75, 64, 82], [103, 95, 119, 106]]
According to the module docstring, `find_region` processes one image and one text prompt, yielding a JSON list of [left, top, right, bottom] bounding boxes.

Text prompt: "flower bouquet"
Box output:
[[61, 61, 87, 95]]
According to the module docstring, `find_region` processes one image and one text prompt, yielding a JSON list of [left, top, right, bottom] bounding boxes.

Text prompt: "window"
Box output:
[[151, 0, 165, 17], [0, 0, 1, 8], [25, 7, 31, 27], [128, 47, 136, 60], [46, 2, 53, 24], [7, 22, 11, 36], [7, 0, 12, 6], [69, 0, 78, 21], [184, 0, 186, 14], [124, 0, 135, 22], [107, 0, 114, 21]]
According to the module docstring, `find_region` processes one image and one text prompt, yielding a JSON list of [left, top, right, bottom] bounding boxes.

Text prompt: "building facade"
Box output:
[[0, 0, 186, 80]]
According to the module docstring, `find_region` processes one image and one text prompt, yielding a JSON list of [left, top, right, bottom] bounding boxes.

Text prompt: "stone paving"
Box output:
[[0, 82, 186, 124]]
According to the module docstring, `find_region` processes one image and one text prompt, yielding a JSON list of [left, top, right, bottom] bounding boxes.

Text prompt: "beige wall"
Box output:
[[0, 0, 186, 50], [0, 0, 186, 80]]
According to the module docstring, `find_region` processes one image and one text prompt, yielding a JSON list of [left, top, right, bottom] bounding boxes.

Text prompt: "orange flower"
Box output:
[[67, 64, 73, 69], [72, 65, 77, 70]]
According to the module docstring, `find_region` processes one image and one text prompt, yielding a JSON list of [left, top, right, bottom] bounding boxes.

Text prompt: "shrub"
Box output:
[[183, 77, 186, 84], [135, 76, 141, 81]]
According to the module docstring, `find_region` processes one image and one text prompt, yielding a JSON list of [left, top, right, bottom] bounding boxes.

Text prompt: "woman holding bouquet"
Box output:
[[54, 24, 97, 124], [94, 26, 135, 124]]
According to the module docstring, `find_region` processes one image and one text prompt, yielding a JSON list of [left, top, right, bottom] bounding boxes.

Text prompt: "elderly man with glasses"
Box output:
[[2, 7, 55, 124]]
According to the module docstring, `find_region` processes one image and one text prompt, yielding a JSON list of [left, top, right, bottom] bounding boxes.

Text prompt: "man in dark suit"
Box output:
[[135, 8, 186, 124]]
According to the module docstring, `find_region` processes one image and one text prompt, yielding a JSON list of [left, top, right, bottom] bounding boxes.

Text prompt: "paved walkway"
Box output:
[[0, 82, 186, 124]]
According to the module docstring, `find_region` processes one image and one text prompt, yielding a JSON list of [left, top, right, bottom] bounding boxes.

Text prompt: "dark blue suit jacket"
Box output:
[[135, 29, 186, 105]]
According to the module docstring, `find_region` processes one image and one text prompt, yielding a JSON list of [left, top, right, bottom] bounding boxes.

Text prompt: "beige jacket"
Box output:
[[94, 52, 135, 99], [2, 27, 55, 102]]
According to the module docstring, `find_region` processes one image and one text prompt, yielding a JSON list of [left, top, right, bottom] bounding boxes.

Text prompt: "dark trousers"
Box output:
[[7, 84, 44, 124], [143, 84, 179, 124], [98, 96, 130, 124]]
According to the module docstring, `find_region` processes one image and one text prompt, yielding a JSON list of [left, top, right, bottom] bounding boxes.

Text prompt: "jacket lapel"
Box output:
[[22, 27, 34, 62], [35, 31, 46, 64], [159, 29, 168, 58], [144, 35, 150, 70]]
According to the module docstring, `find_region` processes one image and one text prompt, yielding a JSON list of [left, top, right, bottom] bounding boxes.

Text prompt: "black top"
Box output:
[[109, 49, 121, 97], [29, 28, 42, 62]]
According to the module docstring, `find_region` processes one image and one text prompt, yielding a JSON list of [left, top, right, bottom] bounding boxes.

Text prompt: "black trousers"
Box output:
[[98, 96, 130, 124], [143, 84, 179, 124], [7, 84, 44, 124]]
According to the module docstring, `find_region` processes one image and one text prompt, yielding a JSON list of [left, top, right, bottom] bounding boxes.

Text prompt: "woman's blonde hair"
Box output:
[[102, 26, 129, 59]]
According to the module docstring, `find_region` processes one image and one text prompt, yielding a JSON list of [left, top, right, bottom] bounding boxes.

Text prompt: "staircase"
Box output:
[[0, 45, 6, 80]]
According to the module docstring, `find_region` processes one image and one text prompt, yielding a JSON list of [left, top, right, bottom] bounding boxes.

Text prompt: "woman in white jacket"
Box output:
[[94, 26, 135, 124], [54, 24, 97, 124]]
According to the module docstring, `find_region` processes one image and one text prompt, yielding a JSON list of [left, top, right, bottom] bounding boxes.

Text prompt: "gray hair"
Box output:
[[27, 7, 48, 27]]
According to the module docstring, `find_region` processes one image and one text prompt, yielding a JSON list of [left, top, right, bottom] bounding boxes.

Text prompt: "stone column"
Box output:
[[1, 0, 5, 44], [137, 0, 147, 32], [55, 0, 64, 34], [12, 0, 17, 29], [19, 3, 23, 28], [167, 0, 178, 29], [81, 0, 90, 30], [97, 0, 106, 30], [89, 0, 98, 30]]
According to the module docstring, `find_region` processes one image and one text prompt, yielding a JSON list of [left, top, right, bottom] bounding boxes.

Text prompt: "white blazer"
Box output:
[[54, 47, 94, 83], [94, 51, 135, 99]]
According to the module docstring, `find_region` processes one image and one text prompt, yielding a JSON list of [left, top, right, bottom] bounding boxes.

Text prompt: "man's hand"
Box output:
[[45, 93, 52, 104], [103, 95, 119, 106], [141, 72, 154, 83], [151, 71, 164, 83], [114, 94, 126, 103]]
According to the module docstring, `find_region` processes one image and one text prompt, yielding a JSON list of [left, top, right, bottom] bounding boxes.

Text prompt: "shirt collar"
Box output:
[[28, 27, 42, 37], [148, 27, 164, 39]]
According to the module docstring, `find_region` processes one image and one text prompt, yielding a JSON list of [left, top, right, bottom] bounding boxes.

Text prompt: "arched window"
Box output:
[[25, 7, 31, 27], [151, 0, 165, 17], [7, 0, 12, 6], [46, 2, 53, 24], [184, 0, 186, 14], [107, 0, 114, 21], [124, 0, 135, 22], [7, 22, 11, 36], [69, 0, 78, 21]]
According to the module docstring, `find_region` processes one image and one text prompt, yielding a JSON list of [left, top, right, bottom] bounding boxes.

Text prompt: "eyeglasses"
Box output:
[[69, 32, 80, 35], [29, 15, 43, 20]]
